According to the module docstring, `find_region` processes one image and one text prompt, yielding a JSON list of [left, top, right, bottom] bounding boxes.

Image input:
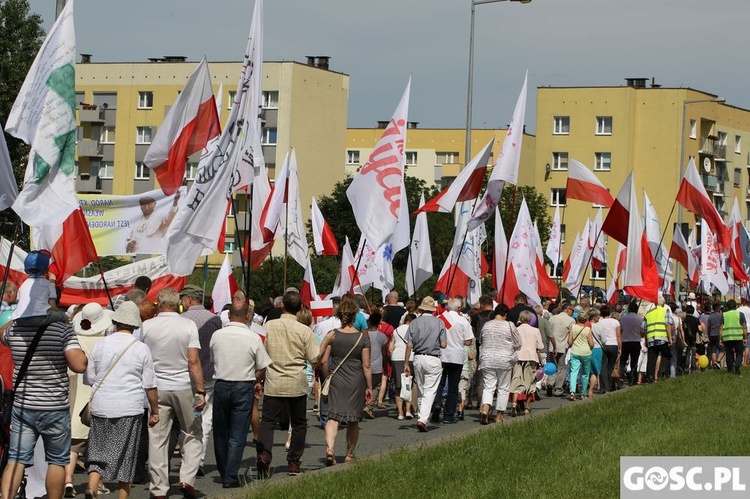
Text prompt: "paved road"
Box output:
[[66, 389, 583, 498]]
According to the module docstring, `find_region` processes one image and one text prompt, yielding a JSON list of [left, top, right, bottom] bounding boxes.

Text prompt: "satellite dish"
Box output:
[[703, 157, 712, 173]]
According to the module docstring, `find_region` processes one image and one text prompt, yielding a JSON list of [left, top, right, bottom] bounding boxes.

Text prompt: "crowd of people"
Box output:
[[0, 250, 747, 498]]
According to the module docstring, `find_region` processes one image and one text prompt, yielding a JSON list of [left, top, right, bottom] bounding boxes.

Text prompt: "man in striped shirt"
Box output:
[[2, 318, 88, 499]]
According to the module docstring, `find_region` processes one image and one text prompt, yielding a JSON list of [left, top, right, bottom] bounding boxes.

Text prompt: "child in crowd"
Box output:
[[11, 251, 66, 326]]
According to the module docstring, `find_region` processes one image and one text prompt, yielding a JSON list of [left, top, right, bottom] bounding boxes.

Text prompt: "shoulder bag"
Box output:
[[2, 324, 49, 428], [321, 332, 363, 401], [80, 339, 138, 426]]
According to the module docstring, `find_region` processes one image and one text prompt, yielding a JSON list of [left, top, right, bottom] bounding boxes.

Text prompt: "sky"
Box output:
[[27, 0, 750, 133]]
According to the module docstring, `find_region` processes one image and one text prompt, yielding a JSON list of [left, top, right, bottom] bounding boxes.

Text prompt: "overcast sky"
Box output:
[[28, 0, 750, 133]]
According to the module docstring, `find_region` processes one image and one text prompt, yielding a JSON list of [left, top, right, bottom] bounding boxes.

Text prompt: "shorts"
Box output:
[[9, 407, 71, 466], [709, 336, 725, 354]]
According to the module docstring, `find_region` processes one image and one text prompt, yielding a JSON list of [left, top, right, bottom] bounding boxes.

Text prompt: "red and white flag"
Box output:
[[59, 255, 185, 307], [563, 220, 591, 298], [310, 299, 334, 318], [346, 79, 410, 249], [727, 198, 749, 283], [566, 158, 613, 208], [545, 205, 562, 267], [606, 243, 626, 306], [601, 172, 634, 246], [468, 71, 528, 231], [330, 236, 362, 296], [247, 161, 273, 269], [669, 225, 690, 276], [277, 150, 308, 268], [211, 253, 238, 313], [438, 311, 455, 330], [406, 193, 433, 297], [676, 157, 730, 249], [688, 227, 700, 286], [501, 198, 542, 306], [311, 196, 338, 256], [260, 151, 289, 243], [642, 191, 671, 289], [623, 177, 659, 303], [532, 220, 559, 298], [415, 138, 493, 214], [33, 207, 99, 284], [0, 238, 29, 287], [300, 259, 319, 308], [144, 59, 220, 195], [492, 207, 507, 299], [700, 218, 729, 294], [590, 208, 607, 272]]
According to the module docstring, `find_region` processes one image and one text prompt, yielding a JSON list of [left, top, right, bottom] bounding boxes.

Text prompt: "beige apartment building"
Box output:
[[346, 126, 536, 190], [534, 78, 750, 286], [74, 56, 348, 265]]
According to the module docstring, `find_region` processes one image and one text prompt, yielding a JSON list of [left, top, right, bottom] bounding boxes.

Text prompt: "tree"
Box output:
[[0, 0, 45, 244]]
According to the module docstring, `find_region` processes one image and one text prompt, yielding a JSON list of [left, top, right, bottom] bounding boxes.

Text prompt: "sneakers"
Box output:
[[417, 421, 429, 432], [405, 412, 414, 420], [442, 417, 458, 424], [257, 452, 271, 480], [64, 483, 75, 498], [287, 461, 303, 476], [397, 415, 405, 420], [363, 407, 374, 419]]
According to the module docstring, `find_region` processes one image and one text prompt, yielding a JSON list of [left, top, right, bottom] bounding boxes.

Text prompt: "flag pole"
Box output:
[[555, 205, 566, 305], [245, 184, 253, 301], [202, 255, 209, 300], [654, 197, 678, 297], [95, 262, 115, 310], [283, 181, 289, 291], [407, 241, 418, 299], [230, 197, 248, 295]]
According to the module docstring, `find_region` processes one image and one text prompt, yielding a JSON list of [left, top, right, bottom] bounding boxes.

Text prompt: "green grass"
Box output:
[[249, 371, 750, 498]]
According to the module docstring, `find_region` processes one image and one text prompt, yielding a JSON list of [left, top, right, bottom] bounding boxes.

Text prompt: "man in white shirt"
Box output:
[[210, 301, 271, 489], [141, 288, 205, 499], [431, 299, 473, 424]]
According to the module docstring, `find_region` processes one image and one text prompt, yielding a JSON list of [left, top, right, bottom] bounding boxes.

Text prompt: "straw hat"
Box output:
[[73, 303, 113, 335], [110, 301, 142, 329], [418, 296, 436, 312]]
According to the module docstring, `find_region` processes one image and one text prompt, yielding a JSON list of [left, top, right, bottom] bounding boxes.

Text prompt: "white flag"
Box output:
[[278, 150, 309, 268], [212, 253, 236, 313], [330, 236, 363, 297], [0, 124, 18, 212], [545, 205, 562, 266], [6, 0, 77, 227], [406, 193, 433, 297], [165, 5, 264, 275], [468, 71, 528, 231], [701, 219, 729, 295], [493, 207, 507, 295], [346, 79, 410, 249], [507, 198, 541, 306], [565, 220, 592, 297]]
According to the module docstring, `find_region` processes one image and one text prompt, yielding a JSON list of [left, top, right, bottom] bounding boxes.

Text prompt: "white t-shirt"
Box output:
[[313, 316, 342, 344], [440, 311, 474, 365], [210, 322, 272, 381], [595, 317, 620, 346], [141, 312, 200, 391], [84, 332, 156, 418], [12, 278, 56, 319], [391, 324, 413, 362], [737, 306, 750, 327]]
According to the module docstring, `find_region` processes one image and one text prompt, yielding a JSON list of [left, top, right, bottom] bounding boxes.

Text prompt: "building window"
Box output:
[[596, 116, 612, 135], [137, 91, 153, 109], [734, 168, 741, 188], [435, 151, 458, 164], [560, 223, 566, 243], [100, 161, 114, 179], [135, 162, 150, 180], [136, 126, 154, 144], [405, 151, 418, 166], [591, 263, 607, 280], [227, 91, 236, 109], [224, 239, 236, 254], [551, 152, 568, 171], [185, 162, 199, 181], [549, 262, 563, 278], [736, 135, 742, 154], [261, 127, 277, 145], [553, 116, 570, 135], [594, 152, 611, 171], [346, 150, 360, 165], [550, 188, 567, 207], [718, 131, 727, 146], [261, 90, 279, 109], [99, 126, 116, 144], [689, 119, 697, 139]]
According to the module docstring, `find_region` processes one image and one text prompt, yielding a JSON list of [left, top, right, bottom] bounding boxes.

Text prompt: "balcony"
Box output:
[[76, 174, 101, 193], [77, 139, 103, 157], [702, 174, 717, 193], [700, 136, 717, 156], [78, 105, 105, 123], [715, 144, 727, 161]]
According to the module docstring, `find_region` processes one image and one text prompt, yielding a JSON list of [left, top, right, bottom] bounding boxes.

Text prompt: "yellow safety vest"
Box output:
[[722, 310, 744, 341], [645, 306, 668, 340]]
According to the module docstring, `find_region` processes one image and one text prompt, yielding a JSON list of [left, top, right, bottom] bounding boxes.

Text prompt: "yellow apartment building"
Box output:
[[346, 126, 536, 191], [74, 56, 349, 266], [534, 79, 750, 290]]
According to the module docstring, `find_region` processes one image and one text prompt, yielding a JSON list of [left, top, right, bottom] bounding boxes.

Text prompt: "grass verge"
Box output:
[[249, 370, 750, 498]]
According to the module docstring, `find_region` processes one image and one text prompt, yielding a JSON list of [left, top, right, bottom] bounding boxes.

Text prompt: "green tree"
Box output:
[[0, 0, 45, 243]]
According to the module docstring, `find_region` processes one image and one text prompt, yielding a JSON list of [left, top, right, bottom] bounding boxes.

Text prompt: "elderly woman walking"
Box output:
[[509, 310, 544, 416], [478, 304, 521, 424], [84, 302, 159, 499], [568, 312, 595, 400]]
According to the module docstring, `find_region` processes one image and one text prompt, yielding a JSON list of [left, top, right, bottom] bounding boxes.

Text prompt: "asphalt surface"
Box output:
[[63, 388, 584, 499]]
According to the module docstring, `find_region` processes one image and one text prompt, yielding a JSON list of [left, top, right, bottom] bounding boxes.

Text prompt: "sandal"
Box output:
[[345, 455, 355, 463], [495, 413, 504, 424], [65, 483, 76, 498], [325, 449, 335, 467], [524, 408, 530, 415], [569, 393, 575, 401], [510, 405, 517, 418], [480, 412, 488, 425]]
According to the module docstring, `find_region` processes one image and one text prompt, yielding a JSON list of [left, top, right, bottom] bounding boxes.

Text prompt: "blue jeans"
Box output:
[[432, 363, 462, 419], [9, 407, 70, 466], [212, 380, 255, 484]]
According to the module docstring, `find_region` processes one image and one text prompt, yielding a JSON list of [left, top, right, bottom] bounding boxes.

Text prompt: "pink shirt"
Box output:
[[516, 324, 544, 362]]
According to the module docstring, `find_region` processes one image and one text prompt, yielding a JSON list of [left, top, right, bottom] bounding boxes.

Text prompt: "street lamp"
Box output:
[[465, 0, 532, 166], [674, 96, 725, 298]]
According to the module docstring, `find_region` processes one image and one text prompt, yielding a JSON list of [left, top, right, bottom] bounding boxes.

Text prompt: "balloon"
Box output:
[[544, 362, 557, 376], [536, 367, 544, 381], [697, 355, 709, 369], [0, 310, 13, 327]]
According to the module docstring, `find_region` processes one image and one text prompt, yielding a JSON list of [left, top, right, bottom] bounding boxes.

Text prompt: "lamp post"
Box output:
[[675, 96, 725, 298], [464, 0, 531, 167]]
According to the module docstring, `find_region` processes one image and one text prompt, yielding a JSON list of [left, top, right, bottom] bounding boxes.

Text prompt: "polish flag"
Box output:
[[545, 205, 562, 267], [311, 196, 339, 256], [248, 161, 273, 269], [676, 158, 730, 249], [566, 158, 614, 208], [211, 253, 238, 313], [601, 172, 634, 246], [33, 207, 99, 284], [144, 59, 221, 196], [59, 255, 186, 307], [310, 299, 334, 318], [688, 227, 700, 286], [468, 72, 527, 231], [727, 198, 749, 283], [590, 208, 607, 272], [532, 220, 559, 298], [622, 177, 659, 303], [330, 236, 363, 296], [260, 151, 290, 244], [434, 254, 470, 300], [563, 220, 591, 297], [415, 138, 493, 214], [501, 198, 542, 306], [300, 259, 319, 308], [492, 207, 507, 299], [606, 276, 619, 306], [669, 225, 690, 276], [0, 238, 29, 287]]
